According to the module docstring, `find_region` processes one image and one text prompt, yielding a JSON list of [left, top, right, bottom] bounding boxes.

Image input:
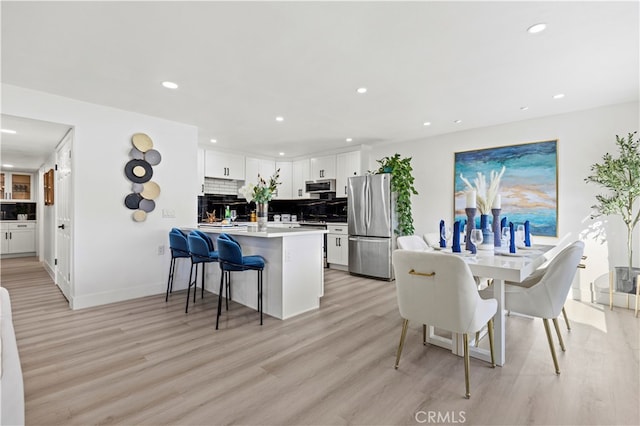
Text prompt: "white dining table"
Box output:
[[425, 241, 567, 366]]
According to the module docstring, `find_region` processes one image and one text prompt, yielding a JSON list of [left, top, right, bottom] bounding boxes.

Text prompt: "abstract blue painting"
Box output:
[[454, 140, 558, 237]]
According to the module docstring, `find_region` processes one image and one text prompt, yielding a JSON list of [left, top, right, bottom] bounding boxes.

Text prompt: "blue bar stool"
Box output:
[[166, 228, 191, 302], [216, 233, 265, 329], [186, 230, 219, 313]]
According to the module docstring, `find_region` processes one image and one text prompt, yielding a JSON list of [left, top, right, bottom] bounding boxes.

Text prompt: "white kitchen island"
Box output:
[[182, 225, 326, 320]]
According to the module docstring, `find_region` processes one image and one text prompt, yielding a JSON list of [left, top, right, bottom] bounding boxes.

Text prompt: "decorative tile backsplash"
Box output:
[[204, 178, 240, 195]]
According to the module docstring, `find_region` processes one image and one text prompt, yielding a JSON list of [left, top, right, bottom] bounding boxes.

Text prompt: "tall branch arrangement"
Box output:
[[460, 166, 505, 214], [585, 131, 640, 284]]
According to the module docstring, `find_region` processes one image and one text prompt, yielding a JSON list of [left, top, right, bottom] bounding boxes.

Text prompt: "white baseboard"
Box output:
[[70, 283, 161, 310]]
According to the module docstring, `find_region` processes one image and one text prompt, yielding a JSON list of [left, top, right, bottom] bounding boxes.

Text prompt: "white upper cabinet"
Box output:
[[292, 159, 311, 199], [197, 148, 206, 195], [274, 161, 292, 199], [309, 154, 336, 180], [205, 151, 245, 180], [1, 172, 34, 201], [336, 151, 362, 197], [245, 157, 275, 184]]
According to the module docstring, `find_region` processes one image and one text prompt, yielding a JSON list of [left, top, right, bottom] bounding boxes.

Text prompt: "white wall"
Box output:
[[2, 84, 198, 309], [39, 151, 57, 277], [367, 102, 640, 298]]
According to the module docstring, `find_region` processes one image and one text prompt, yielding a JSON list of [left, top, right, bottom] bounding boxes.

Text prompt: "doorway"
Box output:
[[0, 114, 73, 304]]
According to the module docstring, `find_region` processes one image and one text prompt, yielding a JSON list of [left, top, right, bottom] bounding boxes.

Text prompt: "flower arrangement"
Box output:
[[239, 169, 281, 204], [460, 166, 505, 214]]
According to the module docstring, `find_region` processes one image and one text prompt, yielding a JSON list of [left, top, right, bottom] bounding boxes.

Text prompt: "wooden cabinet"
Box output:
[[309, 155, 336, 180], [245, 157, 275, 184], [326, 223, 348, 267], [197, 148, 206, 195], [336, 151, 362, 198], [1, 172, 34, 201], [1, 222, 36, 255], [44, 169, 54, 205], [274, 161, 292, 199], [205, 151, 245, 180], [292, 159, 311, 199]]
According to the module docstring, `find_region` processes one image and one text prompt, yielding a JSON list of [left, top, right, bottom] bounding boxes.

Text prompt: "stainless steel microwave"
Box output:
[[305, 179, 336, 193]]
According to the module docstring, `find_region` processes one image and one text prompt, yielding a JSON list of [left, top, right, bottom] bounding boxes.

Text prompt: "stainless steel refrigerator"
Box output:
[[347, 174, 396, 280]]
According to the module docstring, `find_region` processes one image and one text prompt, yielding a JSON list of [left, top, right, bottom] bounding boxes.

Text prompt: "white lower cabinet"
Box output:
[[1, 222, 36, 255], [326, 223, 348, 267]]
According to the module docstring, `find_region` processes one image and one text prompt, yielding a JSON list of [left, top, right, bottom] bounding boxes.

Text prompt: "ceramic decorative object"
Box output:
[[492, 208, 502, 247], [257, 202, 268, 232]]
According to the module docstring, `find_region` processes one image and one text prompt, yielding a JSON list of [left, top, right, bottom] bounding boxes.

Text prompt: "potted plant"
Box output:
[[374, 154, 418, 236], [585, 131, 640, 315]]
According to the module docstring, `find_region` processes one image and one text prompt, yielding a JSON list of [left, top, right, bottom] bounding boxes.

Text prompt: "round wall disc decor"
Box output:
[[124, 193, 142, 210], [131, 133, 153, 152], [139, 199, 156, 212], [129, 147, 144, 160], [126, 132, 161, 222], [124, 159, 153, 183], [132, 210, 147, 222], [141, 181, 161, 199], [132, 183, 144, 193], [144, 149, 162, 166]]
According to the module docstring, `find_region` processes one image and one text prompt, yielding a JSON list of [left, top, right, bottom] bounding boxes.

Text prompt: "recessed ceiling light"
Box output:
[[454, 119, 462, 124], [275, 116, 284, 122], [279, 152, 285, 156], [210, 139, 217, 143], [423, 122, 431, 126], [346, 138, 353, 142], [161, 81, 178, 89], [3, 164, 14, 168], [356, 87, 367, 94], [1, 129, 17, 134], [527, 23, 547, 34], [520, 106, 529, 111], [553, 93, 565, 99]]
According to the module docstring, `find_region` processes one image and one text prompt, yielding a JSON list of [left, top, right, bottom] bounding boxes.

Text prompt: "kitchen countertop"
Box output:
[[0, 220, 37, 223], [194, 224, 327, 238]]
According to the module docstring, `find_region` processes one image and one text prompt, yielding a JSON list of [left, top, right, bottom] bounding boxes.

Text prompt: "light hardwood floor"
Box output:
[[2, 257, 639, 425]]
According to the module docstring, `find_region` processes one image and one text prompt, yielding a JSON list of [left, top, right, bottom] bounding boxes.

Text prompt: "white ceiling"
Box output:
[[0, 115, 71, 171], [1, 1, 638, 166]]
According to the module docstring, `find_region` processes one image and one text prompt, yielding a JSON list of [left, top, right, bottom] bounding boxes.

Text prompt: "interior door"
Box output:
[[55, 129, 73, 303]]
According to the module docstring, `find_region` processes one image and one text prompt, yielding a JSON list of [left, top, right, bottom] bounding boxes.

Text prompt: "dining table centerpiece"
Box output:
[[460, 166, 506, 247], [239, 169, 281, 231]]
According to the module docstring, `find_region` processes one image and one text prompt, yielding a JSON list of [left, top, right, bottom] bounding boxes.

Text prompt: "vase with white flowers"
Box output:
[[460, 166, 506, 245], [239, 169, 281, 231]]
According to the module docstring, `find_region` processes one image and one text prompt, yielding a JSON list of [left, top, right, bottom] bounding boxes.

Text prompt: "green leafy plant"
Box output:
[[585, 131, 640, 285], [238, 169, 281, 204], [374, 154, 418, 236]]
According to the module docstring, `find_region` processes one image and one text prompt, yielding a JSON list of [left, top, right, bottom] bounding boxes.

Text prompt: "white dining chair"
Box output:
[[502, 240, 585, 374], [392, 249, 497, 398], [423, 232, 441, 249], [397, 235, 432, 251]]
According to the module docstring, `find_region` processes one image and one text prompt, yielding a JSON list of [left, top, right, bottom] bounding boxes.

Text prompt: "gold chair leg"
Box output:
[[475, 331, 480, 347], [423, 324, 427, 346], [463, 333, 471, 399], [562, 306, 571, 330], [553, 318, 566, 352], [543, 318, 560, 374], [395, 319, 409, 369], [487, 318, 495, 368]]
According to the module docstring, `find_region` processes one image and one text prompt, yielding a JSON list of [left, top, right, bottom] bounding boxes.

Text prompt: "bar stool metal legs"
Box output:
[[215, 268, 264, 329]]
